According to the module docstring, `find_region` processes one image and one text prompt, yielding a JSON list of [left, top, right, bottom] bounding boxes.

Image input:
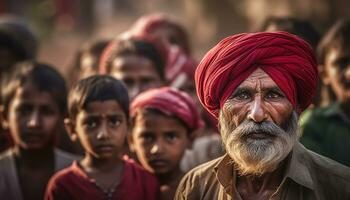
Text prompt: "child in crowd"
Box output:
[[129, 87, 202, 200], [45, 75, 159, 200], [0, 61, 77, 200], [67, 39, 110, 85], [301, 20, 350, 166], [99, 36, 166, 100]]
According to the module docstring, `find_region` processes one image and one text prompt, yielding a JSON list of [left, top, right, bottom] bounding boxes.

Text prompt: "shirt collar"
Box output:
[[283, 142, 314, 190], [213, 142, 315, 196]]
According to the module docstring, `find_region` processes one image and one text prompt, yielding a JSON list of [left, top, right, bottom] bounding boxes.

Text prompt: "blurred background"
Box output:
[[1, 0, 349, 77]]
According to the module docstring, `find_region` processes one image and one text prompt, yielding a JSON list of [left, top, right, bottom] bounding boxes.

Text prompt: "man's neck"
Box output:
[[81, 153, 123, 172], [236, 160, 287, 200]]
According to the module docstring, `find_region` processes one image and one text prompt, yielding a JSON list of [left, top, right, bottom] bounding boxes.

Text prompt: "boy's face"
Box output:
[[323, 46, 350, 103], [130, 111, 190, 175], [4, 82, 61, 150], [79, 53, 98, 80], [74, 100, 128, 159], [110, 55, 163, 100]]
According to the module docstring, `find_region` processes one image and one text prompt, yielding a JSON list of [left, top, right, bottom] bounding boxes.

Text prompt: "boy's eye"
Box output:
[[17, 104, 32, 115], [40, 106, 56, 116], [109, 116, 122, 126], [140, 133, 155, 143], [84, 118, 98, 129], [165, 132, 178, 142]]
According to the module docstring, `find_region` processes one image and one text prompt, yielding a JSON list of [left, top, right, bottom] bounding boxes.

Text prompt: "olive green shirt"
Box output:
[[300, 103, 350, 166], [175, 142, 350, 200]]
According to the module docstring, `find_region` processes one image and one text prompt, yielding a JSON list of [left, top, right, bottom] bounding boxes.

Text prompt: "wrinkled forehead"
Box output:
[[235, 68, 283, 93]]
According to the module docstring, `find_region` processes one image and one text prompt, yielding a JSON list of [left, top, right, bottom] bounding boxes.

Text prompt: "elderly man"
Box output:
[[175, 32, 350, 200]]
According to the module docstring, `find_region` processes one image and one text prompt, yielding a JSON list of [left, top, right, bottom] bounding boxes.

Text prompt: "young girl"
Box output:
[[0, 61, 77, 200], [129, 87, 202, 200], [45, 75, 159, 200]]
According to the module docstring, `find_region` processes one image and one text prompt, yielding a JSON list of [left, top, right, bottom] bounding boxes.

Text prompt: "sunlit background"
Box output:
[[1, 0, 349, 77]]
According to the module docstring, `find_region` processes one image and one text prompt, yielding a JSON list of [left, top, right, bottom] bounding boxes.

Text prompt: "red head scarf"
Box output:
[[130, 87, 203, 132], [195, 31, 318, 118]]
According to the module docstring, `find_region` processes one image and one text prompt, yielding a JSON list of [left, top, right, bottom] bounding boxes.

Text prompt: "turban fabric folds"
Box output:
[[195, 31, 318, 118], [130, 87, 203, 132]]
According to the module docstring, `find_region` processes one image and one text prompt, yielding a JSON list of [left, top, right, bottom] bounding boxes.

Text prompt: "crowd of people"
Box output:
[[0, 12, 349, 200]]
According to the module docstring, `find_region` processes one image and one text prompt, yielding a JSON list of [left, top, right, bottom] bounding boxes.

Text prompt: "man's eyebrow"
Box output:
[[263, 86, 285, 95]]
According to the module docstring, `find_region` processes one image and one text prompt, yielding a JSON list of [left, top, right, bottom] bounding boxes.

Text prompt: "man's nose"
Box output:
[[150, 140, 165, 154], [247, 97, 268, 123], [97, 122, 110, 140], [27, 110, 40, 128]]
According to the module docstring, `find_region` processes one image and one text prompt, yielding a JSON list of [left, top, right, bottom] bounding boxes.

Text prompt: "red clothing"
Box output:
[[195, 31, 318, 118], [130, 87, 203, 132], [45, 159, 160, 200]]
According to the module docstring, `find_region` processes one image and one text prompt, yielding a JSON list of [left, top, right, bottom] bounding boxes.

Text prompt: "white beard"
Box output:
[[219, 110, 300, 176]]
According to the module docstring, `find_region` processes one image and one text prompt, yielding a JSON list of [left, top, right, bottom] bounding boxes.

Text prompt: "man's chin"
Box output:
[[226, 140, 293, 176]]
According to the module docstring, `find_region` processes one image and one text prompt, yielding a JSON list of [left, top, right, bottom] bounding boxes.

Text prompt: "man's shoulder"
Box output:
[[185, 154, 225, 178], [306, 149, 350, 182]]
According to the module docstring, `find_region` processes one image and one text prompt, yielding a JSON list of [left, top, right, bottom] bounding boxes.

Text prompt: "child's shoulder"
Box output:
[[123, 156, 157, 181], [49, 161, 80, 186]]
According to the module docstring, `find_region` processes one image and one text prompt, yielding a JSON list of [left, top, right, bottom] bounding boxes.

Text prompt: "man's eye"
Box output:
[[233, 92, 251, 101], [265, 92, 282, 100]]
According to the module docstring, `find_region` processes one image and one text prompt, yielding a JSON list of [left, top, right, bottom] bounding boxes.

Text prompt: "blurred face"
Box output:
[[130, 111, 190, 175], [4, 82, 62, 150], [151, 26, 185, 50], [74, 100, 128, 160], [323, 46, 350, 103], [79, 53, 98, 80], [110, 55, 162, 100], [219, 68, 299, 175]]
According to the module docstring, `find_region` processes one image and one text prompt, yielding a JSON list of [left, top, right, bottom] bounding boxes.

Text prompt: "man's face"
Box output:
[[110, 55, 163, 100], [323, 46, 350, 104], [219, 68, 299, 175]]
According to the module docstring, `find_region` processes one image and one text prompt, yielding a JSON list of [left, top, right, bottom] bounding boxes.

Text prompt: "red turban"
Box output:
[[195, 31, 318, 118], [130, 87, 203, 132]]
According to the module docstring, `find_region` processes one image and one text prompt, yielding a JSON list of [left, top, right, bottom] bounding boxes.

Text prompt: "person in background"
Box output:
[[0, 61, 77, 200], [129, 87, 201, 200], [45, 75, 159, 200], [99, 35, 167, 100], [175, 32, 350, 200], [0, 15, 38, 153], [67, 39, 110, 86], [300, 20, 350, 166]]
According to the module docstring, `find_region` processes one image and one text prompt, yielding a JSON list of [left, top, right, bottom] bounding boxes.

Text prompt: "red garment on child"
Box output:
[[45, 158, 160, 200]]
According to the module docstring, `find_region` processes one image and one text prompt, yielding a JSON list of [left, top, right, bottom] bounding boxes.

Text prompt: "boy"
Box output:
[[0, 61, 77, 200], [99, 36, 166, 100], [45, 75, 159, 200], [129, 87, 202, 200], [300, 20, 350, 166]]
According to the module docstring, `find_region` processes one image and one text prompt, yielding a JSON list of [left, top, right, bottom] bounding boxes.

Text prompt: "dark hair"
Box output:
[[67, 75, 129, 120], [105, 38, 165, 80], [317, 20, 350, 65], [260, 17, 320, 49], [131, 108, 190, 134], [1, 61, 67, 116], [75, 39, 109, 71]]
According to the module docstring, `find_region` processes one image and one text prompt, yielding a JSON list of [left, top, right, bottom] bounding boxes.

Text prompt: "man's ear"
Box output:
[[64, 118, 78, 142], [318, 64, 331, 85]]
